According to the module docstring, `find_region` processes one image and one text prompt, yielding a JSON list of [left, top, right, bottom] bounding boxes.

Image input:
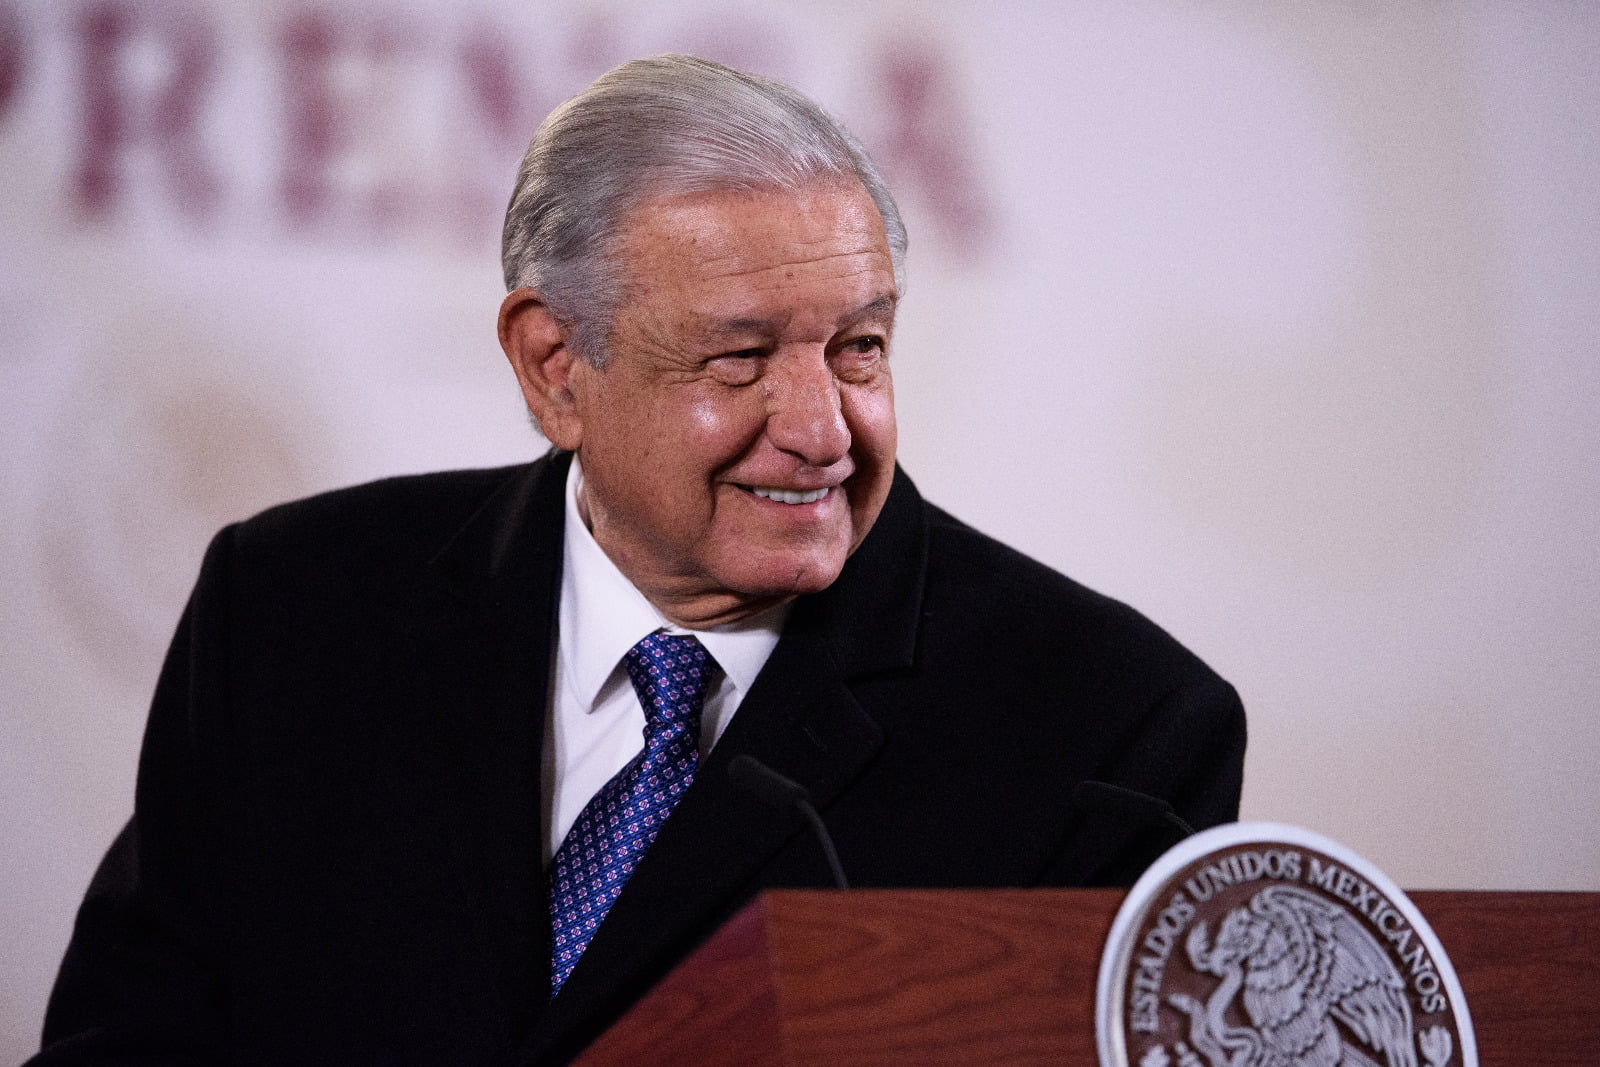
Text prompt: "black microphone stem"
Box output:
[[728, 754, 851, 890], [797, 798, 849, 891]]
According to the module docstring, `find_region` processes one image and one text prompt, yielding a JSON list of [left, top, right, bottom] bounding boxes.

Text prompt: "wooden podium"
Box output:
[[572, 888, 1599, 1066]]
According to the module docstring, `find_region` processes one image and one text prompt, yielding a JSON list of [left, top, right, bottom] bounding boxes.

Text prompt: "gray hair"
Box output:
[[501, 54, 907, 366]]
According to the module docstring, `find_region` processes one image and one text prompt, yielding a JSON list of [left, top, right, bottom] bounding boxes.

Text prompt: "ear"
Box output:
[[498, 287, 584, 450]]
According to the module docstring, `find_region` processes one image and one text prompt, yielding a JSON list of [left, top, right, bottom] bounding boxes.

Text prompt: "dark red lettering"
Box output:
[[0, 4, 23, 120], [278, 10, 341, 227], [873, 43, 992, 253], [277, 10, 409, 233], [460, 28, 537, 148], [74, 0, 219, 221], [439, 26, 539, 243]]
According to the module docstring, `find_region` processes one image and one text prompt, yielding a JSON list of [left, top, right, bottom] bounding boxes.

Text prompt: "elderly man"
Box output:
[[36, 56, 1244, 1065]]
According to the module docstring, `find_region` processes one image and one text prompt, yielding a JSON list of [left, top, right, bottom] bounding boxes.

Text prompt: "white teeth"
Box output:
[[750, 486, 830, 505]]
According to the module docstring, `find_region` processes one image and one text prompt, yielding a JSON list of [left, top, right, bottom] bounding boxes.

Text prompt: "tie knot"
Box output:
[[623, 633, 716, 728]]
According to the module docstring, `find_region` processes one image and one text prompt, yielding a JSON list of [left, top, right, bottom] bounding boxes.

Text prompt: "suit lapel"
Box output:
[[399, 452, 571, 1047]]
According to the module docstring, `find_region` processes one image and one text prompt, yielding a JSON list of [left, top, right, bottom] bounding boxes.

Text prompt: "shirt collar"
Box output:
[[558, 456, 786, 712]]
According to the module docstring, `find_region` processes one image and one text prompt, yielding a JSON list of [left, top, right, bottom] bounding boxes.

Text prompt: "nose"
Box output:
[[764, 350, 851, 467]]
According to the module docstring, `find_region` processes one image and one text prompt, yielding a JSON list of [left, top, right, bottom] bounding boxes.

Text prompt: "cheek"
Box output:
[[844, 390, 897, 529], [683, 391, 767, 458], [846, 386, 898, 464], [685, 394, 729, 434]]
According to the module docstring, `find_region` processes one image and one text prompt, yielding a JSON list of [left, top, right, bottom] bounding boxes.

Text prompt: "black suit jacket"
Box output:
[[37, 452, 1244, 1065]]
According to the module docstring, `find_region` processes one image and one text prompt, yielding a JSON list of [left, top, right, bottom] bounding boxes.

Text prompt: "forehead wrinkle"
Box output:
[[691, 289, 895, 342], [704, 246, 892, 282]]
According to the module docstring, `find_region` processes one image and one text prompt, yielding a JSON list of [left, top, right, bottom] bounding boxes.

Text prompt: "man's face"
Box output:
[[564, 181, 898, 627]]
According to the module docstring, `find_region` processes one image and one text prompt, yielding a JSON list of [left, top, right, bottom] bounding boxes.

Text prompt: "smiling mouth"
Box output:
[[740, 485, 832, 505]]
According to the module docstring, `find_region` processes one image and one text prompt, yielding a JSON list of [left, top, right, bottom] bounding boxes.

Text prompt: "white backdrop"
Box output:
[[3, 0, 1597, 1057]]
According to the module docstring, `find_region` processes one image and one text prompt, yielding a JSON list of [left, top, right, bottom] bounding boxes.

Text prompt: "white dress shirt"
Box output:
[[541, 457, 787, 862]]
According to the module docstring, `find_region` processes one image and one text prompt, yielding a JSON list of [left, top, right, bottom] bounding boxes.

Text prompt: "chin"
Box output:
[[729, 550, 849, 600]]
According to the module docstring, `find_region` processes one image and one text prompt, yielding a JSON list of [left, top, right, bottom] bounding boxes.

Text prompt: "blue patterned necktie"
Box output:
[[546, 632, 716, 995]]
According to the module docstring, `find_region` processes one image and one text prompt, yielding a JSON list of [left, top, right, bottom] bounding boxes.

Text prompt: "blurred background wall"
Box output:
[[2, 0, 1596, 1056]]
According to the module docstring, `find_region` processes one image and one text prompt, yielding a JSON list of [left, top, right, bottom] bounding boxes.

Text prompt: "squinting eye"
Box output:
[[845, 336, 884, 355], [707, 349, 764, 385]]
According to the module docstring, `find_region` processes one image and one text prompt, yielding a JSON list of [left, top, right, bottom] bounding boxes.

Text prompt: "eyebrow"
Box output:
[[707, 316, 784, 338], [701, 293, 899, 339], [848, 293, 898, 327]]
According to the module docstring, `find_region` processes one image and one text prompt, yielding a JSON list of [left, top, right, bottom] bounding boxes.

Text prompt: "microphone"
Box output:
[[728, 755, 850, 890], [1071, 780, 1196, 839]]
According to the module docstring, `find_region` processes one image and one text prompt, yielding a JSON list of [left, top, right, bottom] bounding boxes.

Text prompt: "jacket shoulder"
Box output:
[[229, 461, 541, 564], [917, 500, 1221, 688]]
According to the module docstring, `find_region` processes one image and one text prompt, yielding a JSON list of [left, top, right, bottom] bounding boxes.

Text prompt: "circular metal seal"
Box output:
[[1096, 822, 1476, 1067]]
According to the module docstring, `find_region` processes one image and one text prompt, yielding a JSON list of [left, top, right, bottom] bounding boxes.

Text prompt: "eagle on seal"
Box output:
[[1167, 884, 1417, 1067]]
